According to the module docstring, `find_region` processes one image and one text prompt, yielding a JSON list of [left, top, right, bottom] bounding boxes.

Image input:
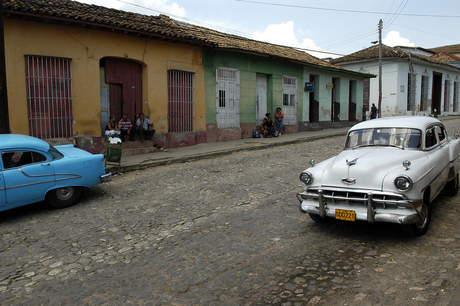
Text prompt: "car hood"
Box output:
[[320, 148, 426, 190]]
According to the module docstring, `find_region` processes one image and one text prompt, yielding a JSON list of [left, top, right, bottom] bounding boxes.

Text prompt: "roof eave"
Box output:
[[4, 10, 213, 47], [216, 47, 375, 78]]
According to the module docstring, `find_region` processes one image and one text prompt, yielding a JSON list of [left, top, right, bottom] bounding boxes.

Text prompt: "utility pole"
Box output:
[[378, 19, 383, 118], [0, 0, 10, 134]]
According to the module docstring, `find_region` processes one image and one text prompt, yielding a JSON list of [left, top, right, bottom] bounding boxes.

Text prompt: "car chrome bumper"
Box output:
[[296, 189, 423, 225], [101, 172, 113, 182]]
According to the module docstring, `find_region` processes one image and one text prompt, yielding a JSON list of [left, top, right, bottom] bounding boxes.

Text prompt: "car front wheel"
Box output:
[[46, 186, 82, 209], [402, 199, 431, 237]]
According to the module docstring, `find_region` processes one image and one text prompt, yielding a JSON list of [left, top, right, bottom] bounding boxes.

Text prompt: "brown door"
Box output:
[[109, 84, 123, 122], [104, 58, 142, 123]]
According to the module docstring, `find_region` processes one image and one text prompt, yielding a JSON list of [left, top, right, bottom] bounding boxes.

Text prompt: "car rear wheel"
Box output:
[[308, 213, 329, 223], [444, 173, 458, 196], [46, 186, 82, 209], [402, 197, 431, 237]]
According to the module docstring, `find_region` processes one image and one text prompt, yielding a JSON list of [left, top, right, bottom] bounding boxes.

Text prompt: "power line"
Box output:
[[234, 0, 460, 18], [114, 0, 346, 57], [391, 23, 460, 43], [323, 29, 378, 50], [385, 0, 409, 28]]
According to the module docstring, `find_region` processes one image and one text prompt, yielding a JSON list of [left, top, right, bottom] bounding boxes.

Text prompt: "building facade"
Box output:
[[4, 0, 372, 153], [333, 45, 460, 118]]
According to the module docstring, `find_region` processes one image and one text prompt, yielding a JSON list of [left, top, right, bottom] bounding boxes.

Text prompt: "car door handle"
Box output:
[[41, 163, 51, 166]]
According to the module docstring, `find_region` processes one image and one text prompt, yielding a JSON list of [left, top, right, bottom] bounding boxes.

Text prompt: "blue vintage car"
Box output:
[[0, 134, 112, 211]]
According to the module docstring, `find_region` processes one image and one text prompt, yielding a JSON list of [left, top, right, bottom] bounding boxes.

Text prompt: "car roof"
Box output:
[[0, 134, 50, 152], [349, 116, 442, 132]]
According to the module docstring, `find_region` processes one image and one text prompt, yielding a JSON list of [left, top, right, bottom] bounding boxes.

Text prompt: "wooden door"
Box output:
[[256, 74, 267, 126]]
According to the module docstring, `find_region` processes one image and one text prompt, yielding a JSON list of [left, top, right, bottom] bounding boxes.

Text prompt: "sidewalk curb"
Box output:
[[108, 130, 348, 173]]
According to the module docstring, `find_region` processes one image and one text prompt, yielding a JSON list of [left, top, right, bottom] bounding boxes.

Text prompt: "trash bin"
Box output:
[[105, 136, 122, 173]]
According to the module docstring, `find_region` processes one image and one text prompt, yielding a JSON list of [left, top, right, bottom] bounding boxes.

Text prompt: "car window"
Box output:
[[345, 128, 421, 149], [407, 130, 422, 148], [1, 151, 47, 169], [425, 128, 438, 149], [48, 146, 64, 160], [435, 125, 446, 142]]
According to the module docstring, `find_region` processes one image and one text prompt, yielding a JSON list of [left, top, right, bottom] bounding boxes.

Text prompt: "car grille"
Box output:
[[302, 187, 412, 209]]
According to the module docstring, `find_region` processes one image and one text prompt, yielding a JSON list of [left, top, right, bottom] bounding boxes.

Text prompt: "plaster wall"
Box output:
[[204, 49, 303, 140], [302, 67, 365, 125], [338, 59, 460, 118], [4, 18, 206, 137]]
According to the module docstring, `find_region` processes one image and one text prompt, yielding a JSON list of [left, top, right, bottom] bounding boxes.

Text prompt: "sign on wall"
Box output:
[[304, 82, 314, 92]]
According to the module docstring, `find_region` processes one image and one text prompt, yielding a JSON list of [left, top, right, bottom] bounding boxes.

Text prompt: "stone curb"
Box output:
[[109, 130, 348, 174]]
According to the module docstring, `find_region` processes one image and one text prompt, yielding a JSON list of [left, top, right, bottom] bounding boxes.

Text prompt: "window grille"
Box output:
[[454, 82, 460, 113], [282, 75, 298, 125], [168, 70, 194, 133], [25, 56, 73, 139], [444, 80, 452, 112], [420, 76, 430, 112], [407, 73, 416, 111]]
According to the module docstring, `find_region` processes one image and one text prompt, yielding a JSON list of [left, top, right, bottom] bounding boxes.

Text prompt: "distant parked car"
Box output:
[[0, 134, 112, 212], [296, 116, 460, 236]]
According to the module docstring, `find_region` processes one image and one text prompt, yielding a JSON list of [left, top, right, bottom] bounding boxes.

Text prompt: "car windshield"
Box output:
[[48, 146, 64, 160], [345, 128, 422, 150]]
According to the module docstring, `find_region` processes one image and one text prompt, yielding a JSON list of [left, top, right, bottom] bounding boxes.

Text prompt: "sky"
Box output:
[[77, 0, 460, 59]]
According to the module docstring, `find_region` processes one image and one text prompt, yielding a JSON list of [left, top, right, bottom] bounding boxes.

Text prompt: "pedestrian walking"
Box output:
[[370, 103, 377, 119]]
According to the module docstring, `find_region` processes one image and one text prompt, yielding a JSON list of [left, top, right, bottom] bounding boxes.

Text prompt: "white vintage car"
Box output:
[[296, 116, 460, 236]]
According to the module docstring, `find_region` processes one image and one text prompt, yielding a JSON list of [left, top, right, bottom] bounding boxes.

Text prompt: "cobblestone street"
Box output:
[[1, 119, 460, 305]]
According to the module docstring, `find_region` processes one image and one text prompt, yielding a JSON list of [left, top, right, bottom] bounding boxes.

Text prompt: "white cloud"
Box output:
[[383, 31, 414, 47], [142, 0, 185, 17], [252, 21, 326, 58]]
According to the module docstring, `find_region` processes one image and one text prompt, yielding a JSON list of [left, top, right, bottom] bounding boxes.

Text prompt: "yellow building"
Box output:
[[4, 0, 209, 151]]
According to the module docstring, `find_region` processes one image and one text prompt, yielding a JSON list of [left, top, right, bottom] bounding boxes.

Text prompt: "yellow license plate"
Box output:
[[335, 209, 356, 221]]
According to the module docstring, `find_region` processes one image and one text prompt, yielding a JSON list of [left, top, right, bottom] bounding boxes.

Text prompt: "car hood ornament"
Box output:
[[346, 158, 358, 166], [342, 158, 358, 184]]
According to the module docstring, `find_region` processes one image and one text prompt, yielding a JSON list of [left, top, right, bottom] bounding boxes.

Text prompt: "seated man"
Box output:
[[119, 113, 134, 142], [136, 112, 155, 141], [263, 113, 277, 138]]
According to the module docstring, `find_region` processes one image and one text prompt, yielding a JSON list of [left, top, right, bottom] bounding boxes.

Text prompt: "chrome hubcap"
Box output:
[[56, 187, 74, 201]]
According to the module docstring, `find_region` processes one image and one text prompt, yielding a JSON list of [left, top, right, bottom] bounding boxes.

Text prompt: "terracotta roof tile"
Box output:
[[331, 44, 450, 66], [430, 52, 460, 64], [429, 44, 460, 55], [4, 0, 365, 73], [4, 0, 208, 43]]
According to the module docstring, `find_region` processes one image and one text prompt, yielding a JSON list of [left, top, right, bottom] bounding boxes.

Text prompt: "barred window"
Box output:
[[420, 76, 430, 112], [444, 80, 452, 112], [407, 73, 416, 111], [25, 56, 73, 138], [282, 75, 298, 126], [168, 70, 194, 133], [282, 76, 297, 106], [454, 82, 460, 113]]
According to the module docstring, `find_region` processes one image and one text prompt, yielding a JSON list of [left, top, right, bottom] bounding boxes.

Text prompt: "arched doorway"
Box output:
[[100, 58, 142, 134]]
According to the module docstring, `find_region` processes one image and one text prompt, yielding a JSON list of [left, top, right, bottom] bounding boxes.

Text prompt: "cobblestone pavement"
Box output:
[[1, 119, 460, 305]]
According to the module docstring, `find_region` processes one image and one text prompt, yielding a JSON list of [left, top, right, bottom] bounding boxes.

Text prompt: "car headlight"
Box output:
[[300, 172, 314, 185], [394, 175, 412, 191]]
